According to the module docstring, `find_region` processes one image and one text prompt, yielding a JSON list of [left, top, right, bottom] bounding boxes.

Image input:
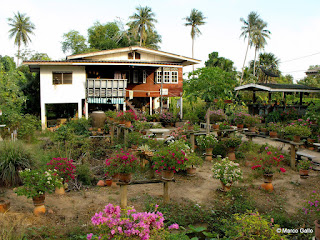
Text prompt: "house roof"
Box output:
[[234, 83, 320, 93], [66, 46, 201, 66], [305, 67, 320, 75]]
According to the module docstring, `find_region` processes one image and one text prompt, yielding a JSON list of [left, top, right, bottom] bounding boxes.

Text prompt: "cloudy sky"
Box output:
[[1, 0, 320, 82]]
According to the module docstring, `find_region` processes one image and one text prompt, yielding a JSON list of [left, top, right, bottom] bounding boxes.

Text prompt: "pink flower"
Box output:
[[168, 223, 179, 229], [280, 168, 286, 173]]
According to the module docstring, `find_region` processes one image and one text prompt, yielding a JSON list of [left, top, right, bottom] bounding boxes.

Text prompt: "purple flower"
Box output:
[[87, 233, 93, 240]]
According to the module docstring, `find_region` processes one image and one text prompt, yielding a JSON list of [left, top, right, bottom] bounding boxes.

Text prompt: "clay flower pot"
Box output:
[[261, 174, 274, 192], [97, 180, 106, 187], [220, 181, 232, 192], [162, 170, 174, 180], [119, 173, 132, 183], [125, 121, 132, 128], [248, 126, 256, 133], [186, 167, 196, 176], [315, 220, 320, 240], [227, 147, 236, 161], [212, 124, 219, 130], [105, 179, 113, 186], [55, 186, 66, 195], [269, 131, 278, 138], [0, 199, 10, 213], [32, 194, 46, 216], [205, 148, 213, 161], [237, 124, 244, 129], [299, 169, 309, 179], [293, 135, 301, 143]]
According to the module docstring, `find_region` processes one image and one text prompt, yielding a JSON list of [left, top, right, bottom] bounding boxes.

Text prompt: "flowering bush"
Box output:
[[223, 135, 242, 148], [266, 122, 282, 133], [212, 157, 243, 186], [168, 139, 191, 153], [169, 127, 187, 141], [47, 157, 76, 183], [15, 169, 62, 198], [251, 147, 286, 174], [284, 124, 311, 137], [116, 110, 139, 122], [196, 134, 218, 149], [233, 112, 250, 125], [87, 204, 179, 240], [303, 191, 320, 220], [160, 112, 173, 123], [244, 114, 262, 127], [297, 159, 312, 170], [151, 146, 188, 172], [105, 150, 138, 176], [206, 109, 227, 123], [219, 122, 232, 130]]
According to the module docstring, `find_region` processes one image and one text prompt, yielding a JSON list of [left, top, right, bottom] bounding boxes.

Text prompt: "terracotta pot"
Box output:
[[263, 173, 273, 183], [105, 179, 113, 186], [212, 124, 219, 130], [227, 147, 236, 161], [97, 180, 106, 186], [269, 131, 278, 138], [119, 120, 125, 124], [187, 126, 194, 131], [162, 170, 174, 180], [186, 167, 196, 176], [248, 126, 256, 132], [125, 121, 132, 128], [55, 186, 65, 195], [307, 138, 315, 143], [293, 135, 301, 143], [220, 181, 232, 192], [32, 194, 46, 216], [315, 220, 320, 240], [237, 124, 244, 129], [119, 173, 132, 183], [205, 148, 213, 161], [299, 169, 309, 179], [112, 173, 119, 180], [0, 199, 10, 213], [261, 182, 274, 192]]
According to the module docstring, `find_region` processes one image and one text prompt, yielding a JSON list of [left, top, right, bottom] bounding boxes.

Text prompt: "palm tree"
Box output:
[[251, 19, 271, 76], [239, 11, 260, 85], [184, 9, 206, 60], [8, 12, 35, 66], [256, 52, 280, 82], [128, 6, 157, 47]]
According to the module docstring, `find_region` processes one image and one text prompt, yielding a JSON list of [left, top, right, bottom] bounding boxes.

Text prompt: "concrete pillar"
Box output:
[[41, 102, 46, 130], [180, 97, 183, 120], [85, 99, 89, 119], [150, 97, 152, 115], [78, 101, 82, 119], [123, 99, 126, 111]]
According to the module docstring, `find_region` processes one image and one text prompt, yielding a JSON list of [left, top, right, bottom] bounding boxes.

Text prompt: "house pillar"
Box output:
[[149, 97, 152, 115], [85, 99, 88, 119], [300, 92, 303, 105], [180, 97, 183, 120], [41, 102, 46, 130], [78, 101, 82, 119], [123, 99, 126, 111]]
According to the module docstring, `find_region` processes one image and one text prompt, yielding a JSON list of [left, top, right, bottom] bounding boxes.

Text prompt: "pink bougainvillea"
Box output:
[[47, 157, 76, 182]]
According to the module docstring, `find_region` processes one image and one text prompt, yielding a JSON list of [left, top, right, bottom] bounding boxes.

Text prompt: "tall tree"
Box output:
[[128, 6, 157, 47], [62, 30, 88, 55], [184, 9, 206, 60], [205, 52, 236, 73], [8, 12, 35, 66], [251, 19, 271, 76], [253, 52, 280, 83], [239, 11, 260, 85]]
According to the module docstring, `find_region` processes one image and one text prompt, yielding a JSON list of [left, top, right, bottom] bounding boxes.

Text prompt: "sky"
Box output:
[[1, 0, 320, 82]]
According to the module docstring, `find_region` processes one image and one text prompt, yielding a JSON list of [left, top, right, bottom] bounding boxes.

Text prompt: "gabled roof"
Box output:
[[306, 67, 320, 75], [66, 46, 201, 66], [234, 83, 320, 93]]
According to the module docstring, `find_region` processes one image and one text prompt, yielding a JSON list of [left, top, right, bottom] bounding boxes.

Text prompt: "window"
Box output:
[[143, 70, 147, 83], [171, 71, 178, 83], [164, 71, 170, 83], [128, 52, 134, 59], [135, 52, 141, 59], [155, 71, 178, 84], [133, 70, 138, 83], [53, 72, 72, 85]]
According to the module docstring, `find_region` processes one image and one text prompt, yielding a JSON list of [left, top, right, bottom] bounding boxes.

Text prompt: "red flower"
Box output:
[[280, 168, 286, 173]]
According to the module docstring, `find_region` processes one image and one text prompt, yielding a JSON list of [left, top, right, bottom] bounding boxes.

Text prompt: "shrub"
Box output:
[[223, 135, 242, 148], [127, 131, 145, 147], [196, 134, 218, 149], [76, 164, 93, 185], [284, 124, 311, 137], [207, 109, 227, 123], [65, 118, 91, 136], [212, 157, 243, 186], [152, 146, 188, 172], [17, 114, 40, 141], [0, 141, 34, 186], [244, 114, 262, 126], [105, 150, 138, 176]]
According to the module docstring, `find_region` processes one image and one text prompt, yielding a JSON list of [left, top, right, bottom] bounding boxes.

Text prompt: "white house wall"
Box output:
[[40, 65, 86, 129]]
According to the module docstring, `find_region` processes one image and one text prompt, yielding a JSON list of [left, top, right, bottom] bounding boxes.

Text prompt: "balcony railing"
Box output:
[[87, 78, 127, 98]]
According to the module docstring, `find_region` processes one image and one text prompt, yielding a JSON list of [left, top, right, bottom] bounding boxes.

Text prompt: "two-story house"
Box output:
[[24, 46, 200, 129]]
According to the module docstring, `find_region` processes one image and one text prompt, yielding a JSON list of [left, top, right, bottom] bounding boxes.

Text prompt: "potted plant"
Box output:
[[47, 157, 76, 194], [251, 147, 286, 192], [212, 157, 243, 191], [244, 114, 262, 132], [223, 135, 242, 161], [284, 124, 312, 142], [196, 134, 218, 161], [267, 122, 281, 138], [207, 109, 227, 128], [233, 112, 249, 129], [218, 122, 232, 137], [105, 110, 117, 122], [297, 159, 311, 179], [15, 169, 62, 215], [151, 146, 188, 180], [160, 112, 173, 126], [105, 150, 138, 183], [185, 152, 203, 176]]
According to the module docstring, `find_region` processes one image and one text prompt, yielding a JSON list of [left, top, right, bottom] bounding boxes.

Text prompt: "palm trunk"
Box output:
[[239, 38, 250, 85], [17, 44, 20, 66], [253, 46, 257, 77], [192, 37, 194, 72]]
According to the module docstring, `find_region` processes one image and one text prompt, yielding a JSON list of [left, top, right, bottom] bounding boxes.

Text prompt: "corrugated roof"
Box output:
[[258, 83, 320, 90], [24, 60, 182, 65], [234, 83, 320, 92]]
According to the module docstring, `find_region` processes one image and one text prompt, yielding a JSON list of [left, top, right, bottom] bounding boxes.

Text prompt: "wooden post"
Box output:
[[290, 143, 296, 170], [163, 182, 170, 204], [268, 92, 272, 103], [206, 107, 210, 135], [110, 124, 115, 145], [190, 132, 195, 151], [120, 184, 128, 209], [124, 128, 128, 150], [299, 92, 303, 105], [117, 126, 121, 139]]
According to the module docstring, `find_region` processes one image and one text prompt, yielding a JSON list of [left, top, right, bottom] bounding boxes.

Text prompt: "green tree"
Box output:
[[62, 30, 88, 55], [251, 19, 271, 76], [239, 11, 260, 85], [128, 6, 158, 47], [184, 9, 206, 60], [8, 12, 35, 66], [184, 67, 237, 102], [88, 22, 130, 50], [205, 52, 236, 73]]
